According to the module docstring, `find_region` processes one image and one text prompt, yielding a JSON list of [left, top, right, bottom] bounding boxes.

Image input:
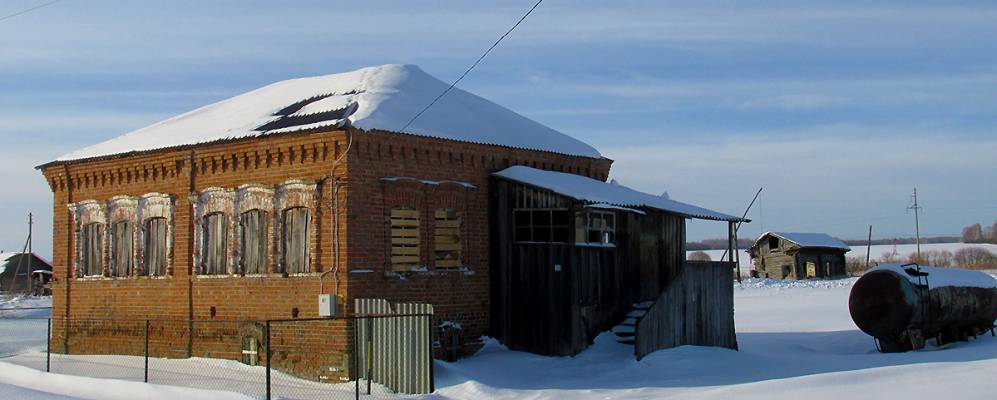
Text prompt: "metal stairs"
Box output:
[[611, 301, 654, 345]]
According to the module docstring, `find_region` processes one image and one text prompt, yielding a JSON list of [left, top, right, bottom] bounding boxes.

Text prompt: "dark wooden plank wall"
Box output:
[[634, 261, 737, 360], [490, 179, 689, 356]]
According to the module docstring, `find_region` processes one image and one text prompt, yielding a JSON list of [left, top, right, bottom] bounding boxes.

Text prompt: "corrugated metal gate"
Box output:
[[354, 299, 434, 395]]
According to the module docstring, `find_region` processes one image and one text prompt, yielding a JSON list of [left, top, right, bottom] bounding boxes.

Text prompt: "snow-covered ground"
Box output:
[[4, 277, 997, 399], [431, 276, 997, 400], [690, 242, 997, 274]]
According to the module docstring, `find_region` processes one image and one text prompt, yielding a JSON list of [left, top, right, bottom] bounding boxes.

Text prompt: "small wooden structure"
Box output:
[[489, 166, 745, 356], [748, 232, 849, 279], [0, 252, 53, 294]]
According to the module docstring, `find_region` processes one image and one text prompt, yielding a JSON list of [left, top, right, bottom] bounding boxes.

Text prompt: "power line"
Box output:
[[400, 0, 544, 132], [0, 0, 62, 23]]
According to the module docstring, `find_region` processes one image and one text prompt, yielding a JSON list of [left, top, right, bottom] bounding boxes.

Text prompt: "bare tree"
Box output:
[[953, 247, 997, 270], [907, 250, 953, 267], [987, 221, 997, 244], [688, 251, 712, 262], [962, 224, 984, 243]]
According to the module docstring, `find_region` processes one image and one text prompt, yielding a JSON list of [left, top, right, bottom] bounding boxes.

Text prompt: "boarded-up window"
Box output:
[[81, 223, 103, 277], [390, 208, 420, 271], [143, 217, 167, 276], [434, 209, 461, 269], [240, 210, 269, 275], [281, 208, 310, 274], [111, 221, 133, 277], [202, 213, 228, 275]]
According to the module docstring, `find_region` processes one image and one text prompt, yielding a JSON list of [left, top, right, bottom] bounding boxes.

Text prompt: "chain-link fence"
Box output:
[[0, 310, 433, 400]]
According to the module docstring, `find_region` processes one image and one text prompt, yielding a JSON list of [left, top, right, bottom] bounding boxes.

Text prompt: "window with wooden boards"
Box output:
[[239, 210, 268, 275], [80, 222, 104, 277], [282, 207, 311, 274], [434, 209, 462, 269], [110, 221, 134, 277], [202, 212, 228, 275], [390, 208, 421, 271], [143, 217, 168, 276]]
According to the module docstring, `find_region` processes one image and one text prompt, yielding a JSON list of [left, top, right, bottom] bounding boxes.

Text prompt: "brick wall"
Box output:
[[39, 127, 611, 376], [342, 129, 611, 355]]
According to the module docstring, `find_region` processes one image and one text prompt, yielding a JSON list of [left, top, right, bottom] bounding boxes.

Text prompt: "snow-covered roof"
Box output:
[[761, 232, 850, 251], [493, 166, 745, 222], [50, 64, 602, 163], [871, 264, 997, 289]]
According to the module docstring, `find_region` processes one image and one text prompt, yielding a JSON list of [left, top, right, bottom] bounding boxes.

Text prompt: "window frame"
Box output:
[[574, 210, 617, 246], [513, 208, 571, 244], [768, 236, 780, 252]]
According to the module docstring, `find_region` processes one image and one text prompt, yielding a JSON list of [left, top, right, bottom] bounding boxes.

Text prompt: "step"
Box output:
[[612, 325, 635, 334], [633, 301, 654, 310], [620, 317, 637, 326], [627, 310, 647, 318], [613, 330, 635, 339], [617, 339, 635, 345]]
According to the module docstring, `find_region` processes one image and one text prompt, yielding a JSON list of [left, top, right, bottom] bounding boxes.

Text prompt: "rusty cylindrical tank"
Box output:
[[848, 264, 997, 352]]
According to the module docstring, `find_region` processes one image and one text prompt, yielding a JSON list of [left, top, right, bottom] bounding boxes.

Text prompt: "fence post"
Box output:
[[46, 318, 51, 372], [366, 316, 373, 395], [427, 314, 434, 393], [265, 320, 272, 400], [144, 320, 150, 383], [354, 317, 360, 400]]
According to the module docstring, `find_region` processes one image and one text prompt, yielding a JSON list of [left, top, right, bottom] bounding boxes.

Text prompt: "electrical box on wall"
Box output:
[[318, 294, 336, 317]]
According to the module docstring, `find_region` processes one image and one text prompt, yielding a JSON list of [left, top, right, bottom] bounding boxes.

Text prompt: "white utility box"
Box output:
[[318, 294, 336, 317]]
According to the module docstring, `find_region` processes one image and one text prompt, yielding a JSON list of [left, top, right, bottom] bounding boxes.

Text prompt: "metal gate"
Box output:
[[354, 299, 434, 395]]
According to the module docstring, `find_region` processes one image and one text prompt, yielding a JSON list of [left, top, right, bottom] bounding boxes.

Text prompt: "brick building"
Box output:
[[37, 64, 743, 381]]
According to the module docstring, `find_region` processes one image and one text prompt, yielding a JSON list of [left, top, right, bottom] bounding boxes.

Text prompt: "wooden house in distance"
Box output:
[[0, 252, 53, 294], [749, 232, 850, 279]]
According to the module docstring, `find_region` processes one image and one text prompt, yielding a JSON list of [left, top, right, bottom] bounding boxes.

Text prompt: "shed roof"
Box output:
[[759, 232, 850, 251], [493, 166, 746, 222], [0, 252, 53, 275], [47, 64, 602, 165]]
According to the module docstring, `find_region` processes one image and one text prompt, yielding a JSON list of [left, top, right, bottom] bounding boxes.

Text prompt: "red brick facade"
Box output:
[[39, 127, 611, 379]]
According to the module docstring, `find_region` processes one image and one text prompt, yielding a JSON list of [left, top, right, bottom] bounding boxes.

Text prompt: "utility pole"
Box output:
[[907, 188, 922, 261], [27, 212, 33, 295], [865, 225, 872, 270]]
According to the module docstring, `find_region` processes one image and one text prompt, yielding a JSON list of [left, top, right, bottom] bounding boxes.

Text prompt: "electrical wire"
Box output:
[[0, 0, 62, 23], [400, 0, 544, 132]]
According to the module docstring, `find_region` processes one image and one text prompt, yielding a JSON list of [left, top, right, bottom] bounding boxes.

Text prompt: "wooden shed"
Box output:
[[489, 166, 745, 357], [0, 252, 53, 294], [748, 232, 850, 279]]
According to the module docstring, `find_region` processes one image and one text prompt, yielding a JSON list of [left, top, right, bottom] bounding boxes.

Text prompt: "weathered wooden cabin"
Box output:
[[748, 232, 849, 279], [490, 166, 744, 357], [0, 252, 53, 294]]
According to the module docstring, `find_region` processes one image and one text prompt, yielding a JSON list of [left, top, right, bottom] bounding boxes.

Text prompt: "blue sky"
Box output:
[[2, 0, 996, 257]]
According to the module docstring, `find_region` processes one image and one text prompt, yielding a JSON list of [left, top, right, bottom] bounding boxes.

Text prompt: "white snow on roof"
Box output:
[[493, 166, 745, 222], [54, 64, 602, 162], [871, 264, 997, 289], [764, 232, 850, 251]]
